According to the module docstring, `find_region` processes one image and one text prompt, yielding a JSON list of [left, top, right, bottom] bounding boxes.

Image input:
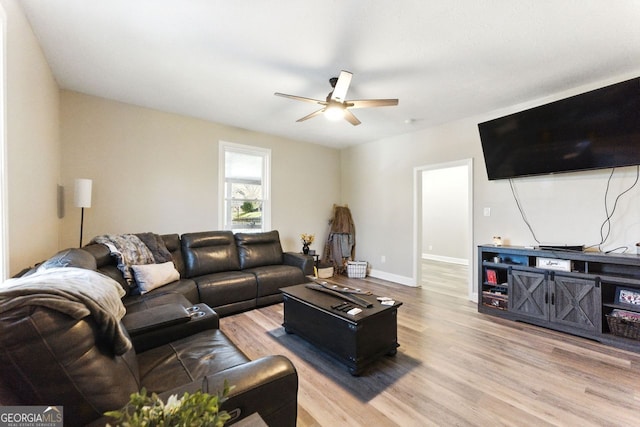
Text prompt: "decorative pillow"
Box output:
[[131, 262, 180, 294]]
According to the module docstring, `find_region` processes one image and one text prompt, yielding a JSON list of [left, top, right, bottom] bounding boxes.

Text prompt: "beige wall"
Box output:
[[342, 70, 640, 292], [6, 0, 640, 287], [60, 91, 341, 253], [341, 119, 480, 286], [1, 0, 60, 276]]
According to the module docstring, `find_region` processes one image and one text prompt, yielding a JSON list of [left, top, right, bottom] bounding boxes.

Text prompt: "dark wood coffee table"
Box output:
[[281, 283, 402, 375]]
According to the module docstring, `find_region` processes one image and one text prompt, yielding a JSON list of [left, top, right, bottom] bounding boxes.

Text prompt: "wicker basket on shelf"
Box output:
[[606, 313, 640, 340]]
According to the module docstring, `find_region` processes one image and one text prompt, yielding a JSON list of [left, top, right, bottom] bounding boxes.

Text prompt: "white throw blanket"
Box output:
[[0, 267, 130, 355]]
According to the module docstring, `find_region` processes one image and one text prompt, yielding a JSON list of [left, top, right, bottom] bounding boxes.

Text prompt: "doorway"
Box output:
[[414, 159, 473, 299]]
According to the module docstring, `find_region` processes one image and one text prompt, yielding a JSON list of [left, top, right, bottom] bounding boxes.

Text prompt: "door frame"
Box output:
[[413, 158, 474, 300]]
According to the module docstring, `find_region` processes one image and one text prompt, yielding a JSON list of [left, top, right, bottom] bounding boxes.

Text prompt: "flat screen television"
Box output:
[[478, 77, 640, 180]]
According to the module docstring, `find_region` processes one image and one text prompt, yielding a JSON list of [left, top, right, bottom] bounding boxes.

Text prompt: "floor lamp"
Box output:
[[74, 179, 92, 247]]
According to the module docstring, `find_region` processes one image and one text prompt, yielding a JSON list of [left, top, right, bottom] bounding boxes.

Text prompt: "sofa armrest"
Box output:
[[122, 304, 191, 335], [126, 304, 220, 352], [162, 355, 298, 427], [283, 252, 314, 276]]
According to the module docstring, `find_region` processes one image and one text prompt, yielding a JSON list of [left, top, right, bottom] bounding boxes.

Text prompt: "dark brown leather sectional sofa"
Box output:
[[0, 230, 311, 426]]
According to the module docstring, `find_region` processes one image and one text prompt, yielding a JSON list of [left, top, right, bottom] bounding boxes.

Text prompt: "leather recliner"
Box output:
[[0, 248, 298, 427], [180, 230, 310, 316], [0, 303, 298, 426], [181, 231, 260, 316], [235, 231, 308, 307]]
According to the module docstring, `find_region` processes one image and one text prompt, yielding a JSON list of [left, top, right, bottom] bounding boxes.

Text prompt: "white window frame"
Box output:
[[218, 141, 271, 232]]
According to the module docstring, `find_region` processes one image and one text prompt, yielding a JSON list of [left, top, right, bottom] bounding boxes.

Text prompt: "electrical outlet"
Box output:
[[483, 207, 491, 217]]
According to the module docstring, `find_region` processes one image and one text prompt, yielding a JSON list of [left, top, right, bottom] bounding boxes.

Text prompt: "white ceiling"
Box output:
[[18, 0, 640, 148]]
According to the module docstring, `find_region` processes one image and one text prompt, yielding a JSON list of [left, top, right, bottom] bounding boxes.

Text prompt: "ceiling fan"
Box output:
[[274, 70, 399, 126]]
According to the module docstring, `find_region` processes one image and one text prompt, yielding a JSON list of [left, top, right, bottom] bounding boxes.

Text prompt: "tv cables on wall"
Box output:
[[509, 178, 541, 245], [589, 166, 639, 253]]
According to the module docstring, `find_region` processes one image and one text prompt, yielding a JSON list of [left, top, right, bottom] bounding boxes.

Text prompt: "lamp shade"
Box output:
[[74, 179, 92, 208]]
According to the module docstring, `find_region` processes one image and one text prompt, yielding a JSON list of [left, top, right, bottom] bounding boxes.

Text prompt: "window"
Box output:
[[219, 142, 271, 232]]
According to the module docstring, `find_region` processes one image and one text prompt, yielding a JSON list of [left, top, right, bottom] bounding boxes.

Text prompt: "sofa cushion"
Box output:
[[131, 261, 181, 294], [181, 231, 241, 277], [235, 230, 284, 270], [37, 248, 98, 272], [244, 265, 307, 299], [162, 233, 187, 277], [82, 243, 132, 296], [124, 290, 195, 314], [137, 329, 249, 393], [83, 243, 113, 268], [194, 271, 257, 311]]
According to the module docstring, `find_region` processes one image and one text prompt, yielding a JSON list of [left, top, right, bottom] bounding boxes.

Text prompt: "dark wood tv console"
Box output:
[[478, 245, 640, 352]]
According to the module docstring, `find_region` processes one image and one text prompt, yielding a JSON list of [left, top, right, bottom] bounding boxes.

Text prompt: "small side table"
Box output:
[[310, 253, 320, 267], [301, 252, 320, 268]]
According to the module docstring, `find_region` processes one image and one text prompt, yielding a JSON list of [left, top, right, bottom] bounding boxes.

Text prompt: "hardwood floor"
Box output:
[[220, 260, 640, 426]]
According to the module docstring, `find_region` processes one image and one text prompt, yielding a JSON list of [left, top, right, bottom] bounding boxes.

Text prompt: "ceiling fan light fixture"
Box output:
[[275, 70, 398, 126], [324, 105, 345, 121]]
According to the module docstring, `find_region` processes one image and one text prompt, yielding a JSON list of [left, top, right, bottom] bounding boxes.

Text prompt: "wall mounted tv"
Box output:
[[478, 77, 640, 180]]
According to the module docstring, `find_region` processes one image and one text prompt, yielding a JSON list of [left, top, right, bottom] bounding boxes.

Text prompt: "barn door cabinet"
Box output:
[[479, 245, 640, 352], [508, 267, 601, 333]]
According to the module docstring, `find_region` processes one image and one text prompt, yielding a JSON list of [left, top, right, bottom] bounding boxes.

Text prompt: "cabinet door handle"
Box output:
[[545, 292, 548, 304], [551, 293, 555, 305]]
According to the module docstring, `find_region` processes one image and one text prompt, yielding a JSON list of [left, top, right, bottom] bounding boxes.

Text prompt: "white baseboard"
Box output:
[[422, 253, 469, 265], [368, 269, 418, 287]]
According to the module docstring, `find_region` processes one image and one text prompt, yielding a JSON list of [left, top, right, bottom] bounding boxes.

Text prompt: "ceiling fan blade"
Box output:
[[330, 70, 353, 102], [348, 99, 399, 109], [343, 110, 361, 126], [296, 108, 326, 122], [274, 92, 325, 105]]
